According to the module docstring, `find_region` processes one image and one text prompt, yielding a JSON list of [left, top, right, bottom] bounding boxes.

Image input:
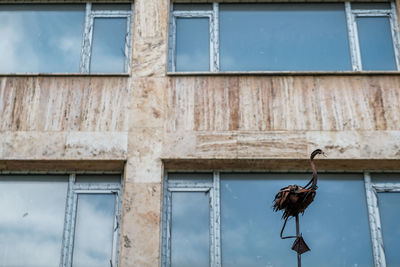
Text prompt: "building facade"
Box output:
[[0, 0, 400, 266]]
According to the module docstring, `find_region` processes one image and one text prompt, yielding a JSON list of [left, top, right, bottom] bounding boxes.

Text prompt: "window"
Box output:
[[0, 3, 133, 74], [169, 2, 400, 72], [365, 173, 400, 266], [162, 172, 376, 267], [0, 174, 123, 267]]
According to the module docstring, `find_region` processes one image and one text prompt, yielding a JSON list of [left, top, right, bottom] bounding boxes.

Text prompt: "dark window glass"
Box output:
[[351, 2, 391, 9], [357, 16, 397, 70], [219, 4, 352, 71], [378, 192, 400, 266], [75, 175, 121, 184], [173, 4, 212, 11], [168, 173, 213, 183], [90, 18, 127, 73], [0, 5, 85, 73], [220, 173, 373, 267], [171, 192, 210, 267], [175, 18, 210, 71], [92, 4, 131, 11]]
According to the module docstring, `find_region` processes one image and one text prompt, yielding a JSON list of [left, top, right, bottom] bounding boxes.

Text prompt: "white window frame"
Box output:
[[162, 170, 400, 267], [80, 3, 134, 74], [169, 2, 400, 72], [161, 172, 221, 267], [345, 2, 400, 70], [169, 3, 219, 72], [364, 172, 400, 267]]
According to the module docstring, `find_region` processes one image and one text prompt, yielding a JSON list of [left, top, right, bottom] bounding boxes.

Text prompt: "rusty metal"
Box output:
[[272, 149, 325, 267]]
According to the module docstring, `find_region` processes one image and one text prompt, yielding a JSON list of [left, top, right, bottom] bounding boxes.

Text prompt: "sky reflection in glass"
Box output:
[[357, 16, 397, 70], [90, 18, 127, 73], [72, 194, 116, 267], [219, 4, 352, 71], [171, 192, 210, 267], [176, 18, 210, 71], [0, 176, 68, 266], [378, 193, 400, 266], [0, 5, 85, 73], [220, 173, 373, 267]]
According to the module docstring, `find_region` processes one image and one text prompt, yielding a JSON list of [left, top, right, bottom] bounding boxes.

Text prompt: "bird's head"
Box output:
[[310, 149, 326, 160]]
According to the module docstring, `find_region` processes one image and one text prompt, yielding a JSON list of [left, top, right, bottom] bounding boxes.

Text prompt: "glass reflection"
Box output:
[[220, 173, 373, 267], [219, 4, 352, 71], [0, 176, 68, 266], [72, 194, 116, 267], [378, 193, 400, 266], [176, 18, 210, 71], [171, 192, 210, 267], [357, 16, 396, 70], [0, 5, 85, 73], [90, 18, 127, 73]]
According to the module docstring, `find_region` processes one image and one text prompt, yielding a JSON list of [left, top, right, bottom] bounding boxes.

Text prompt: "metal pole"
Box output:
[[296, 215, 301, 267]]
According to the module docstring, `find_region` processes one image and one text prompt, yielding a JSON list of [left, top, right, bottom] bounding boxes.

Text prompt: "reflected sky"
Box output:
[[0, 5, 85, 73], [220, 173, 373, 267], [357, 16, 397, 70], [378, 193, 400, 266], [0, 176, 68, 267], [72, 194, 116, 267], [171, 192, 210, 267], [219, 4, 352, 71], [90, 18, 127, 73], [176, 18, 210, 72]]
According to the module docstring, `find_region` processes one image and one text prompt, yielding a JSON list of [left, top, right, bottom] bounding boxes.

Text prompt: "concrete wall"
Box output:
[[1, 0, 400, 265]]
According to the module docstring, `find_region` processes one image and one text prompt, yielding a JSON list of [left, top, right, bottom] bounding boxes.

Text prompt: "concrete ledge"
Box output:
[[0, 160, 125, 172], [163, 158, 400, 172]]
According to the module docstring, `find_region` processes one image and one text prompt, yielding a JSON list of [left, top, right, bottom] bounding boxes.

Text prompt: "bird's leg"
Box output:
[[280, 217, 297, 239]]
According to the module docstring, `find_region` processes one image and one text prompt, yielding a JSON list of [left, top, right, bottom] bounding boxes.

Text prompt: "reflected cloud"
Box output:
[[73, 194, 116, 267], [0, 7, 84, 73], [0, 178, 68, 266]]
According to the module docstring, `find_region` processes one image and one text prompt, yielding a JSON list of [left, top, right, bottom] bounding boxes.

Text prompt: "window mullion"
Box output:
[[212, 3, 220, 72], [80, 2, 92, 73], [390, 1, 400, 70], [345, 2, 362, 71], [60, 174, 76, 267], [212, 171, 222, 267], [111, 190, 122, 267], [364, 172, 387, 267]]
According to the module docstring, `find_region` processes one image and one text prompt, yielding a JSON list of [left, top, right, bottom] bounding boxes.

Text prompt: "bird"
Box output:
[[272, 149, 325, 256], [273, 149, 325, 220]]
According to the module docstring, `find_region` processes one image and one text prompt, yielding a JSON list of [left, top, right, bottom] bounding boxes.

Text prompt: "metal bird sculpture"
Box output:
[[272, 149, 325, 267]]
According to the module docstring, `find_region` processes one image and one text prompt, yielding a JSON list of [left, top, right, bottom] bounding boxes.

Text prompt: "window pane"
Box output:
[[92, 4, 131, 11], [171, 192, 210, 267], [220, 173, 373, 267], [176, 18, 210, 71], [351, 2, 391, 10], [357, 16, 397, 70], [90, 18, 127, 73], [219, 4, 352, 71], [168, 173, 213, 183], [0, 176, 68, 266], [372, 173, 400, 183], [75, 175, 121, 184], [0, 5, 85, 73], [173, 4, 212, 11], [72, 194, 116, 267], [378, 193, 400, 266]]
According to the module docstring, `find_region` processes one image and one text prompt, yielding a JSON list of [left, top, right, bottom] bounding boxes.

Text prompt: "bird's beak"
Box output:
[[322, 151, 327, 157]]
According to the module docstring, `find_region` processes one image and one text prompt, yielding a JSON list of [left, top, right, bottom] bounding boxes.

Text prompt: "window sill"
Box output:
[[167, 71, 400, 76], [0, 73, 130, 77]]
